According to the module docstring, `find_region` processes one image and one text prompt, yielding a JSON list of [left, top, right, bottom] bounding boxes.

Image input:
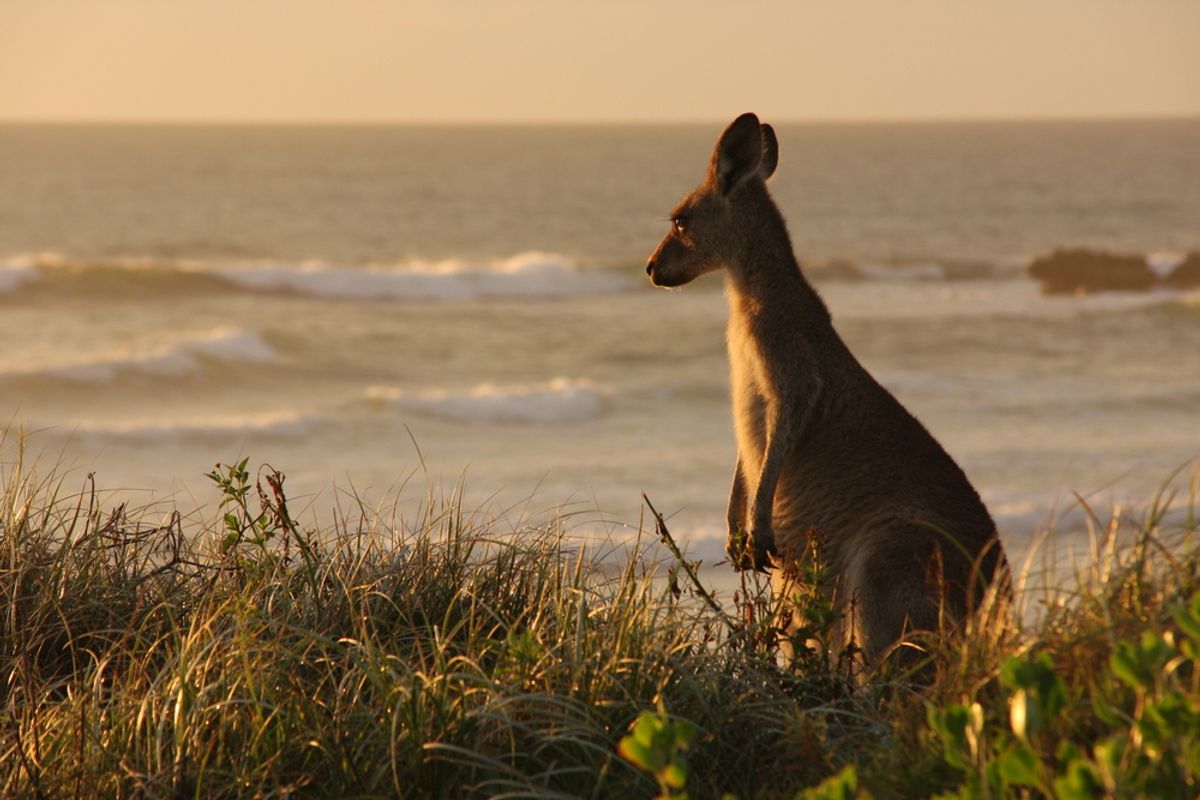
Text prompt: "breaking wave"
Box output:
[[210, 252, 629, 301], [365, 378, 606, 424], [6, 250, 1193, 311], [0, 326, 277, 383], [0, 258, 39, 293], [0, 251, 630, 302], [69, 408, 317, 441]]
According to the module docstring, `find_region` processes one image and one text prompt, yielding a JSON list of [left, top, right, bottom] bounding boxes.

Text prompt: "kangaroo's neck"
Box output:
[[723, 187, 831, 325]]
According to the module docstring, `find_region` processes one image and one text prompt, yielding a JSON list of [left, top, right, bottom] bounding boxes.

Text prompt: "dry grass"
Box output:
[[1, 431, 1196, 798]]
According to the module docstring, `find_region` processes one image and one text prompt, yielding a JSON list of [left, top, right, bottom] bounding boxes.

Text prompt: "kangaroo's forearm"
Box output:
[[727, 458, 747, 531], [750, 383, 821, 527], [750, 415, 791, 528]]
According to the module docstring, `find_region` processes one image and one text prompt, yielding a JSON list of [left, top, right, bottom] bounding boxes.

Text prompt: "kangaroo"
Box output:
[[645, 113, 1008, 671]]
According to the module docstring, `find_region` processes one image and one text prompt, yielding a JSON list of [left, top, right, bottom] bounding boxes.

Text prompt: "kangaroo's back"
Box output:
[[646, 113, 1009, 673]]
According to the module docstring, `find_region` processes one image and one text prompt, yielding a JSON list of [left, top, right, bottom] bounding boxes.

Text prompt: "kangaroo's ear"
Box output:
[[710, 112, 763, 197], [759, 124, 778, 181]]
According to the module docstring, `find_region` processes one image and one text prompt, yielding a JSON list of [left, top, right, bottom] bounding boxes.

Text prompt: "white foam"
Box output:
[[184, 326, 277, 363], [207, 252, 629, 301], [0, 326, 277, 383], [1147, 251, 1187, 279], [0, 251, 631, 302], [70, 408, 315, 440], [366, 377, 606, 424], [0, 256, 40, 293]]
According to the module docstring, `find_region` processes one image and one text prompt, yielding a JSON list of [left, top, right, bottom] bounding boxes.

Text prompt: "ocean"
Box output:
[[2, 121, 1198, 575]]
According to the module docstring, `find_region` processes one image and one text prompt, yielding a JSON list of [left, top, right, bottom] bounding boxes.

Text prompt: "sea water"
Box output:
[[1, 121, 1198, 573]]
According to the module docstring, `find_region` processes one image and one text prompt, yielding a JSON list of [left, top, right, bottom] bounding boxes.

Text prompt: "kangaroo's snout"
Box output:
[[644, 234, 700, 288], [644, 257, 683, 288], [644, 251, 674, 287]]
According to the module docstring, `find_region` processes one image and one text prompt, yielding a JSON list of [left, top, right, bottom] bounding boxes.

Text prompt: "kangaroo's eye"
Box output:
[[672, 217, 688, 235]]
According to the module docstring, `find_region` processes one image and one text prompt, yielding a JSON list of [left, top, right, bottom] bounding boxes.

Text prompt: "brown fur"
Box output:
[[646, 113, 1009, 668]]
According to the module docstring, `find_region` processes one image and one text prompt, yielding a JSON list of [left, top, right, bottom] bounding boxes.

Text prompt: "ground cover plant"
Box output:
[[1, 433, 1197, 798]]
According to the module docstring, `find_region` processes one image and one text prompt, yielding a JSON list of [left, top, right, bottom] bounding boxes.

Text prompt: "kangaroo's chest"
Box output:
[[726, 314, 770, 468]]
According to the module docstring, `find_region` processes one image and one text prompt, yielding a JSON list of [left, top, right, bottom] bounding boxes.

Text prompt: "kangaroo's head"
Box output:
[[645, 112, 779, 288]]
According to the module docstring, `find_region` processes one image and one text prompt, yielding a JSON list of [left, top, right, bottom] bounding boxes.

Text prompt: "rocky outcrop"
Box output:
[[1027, 249, 1158, 295], [1164, 252, 1200, 289]]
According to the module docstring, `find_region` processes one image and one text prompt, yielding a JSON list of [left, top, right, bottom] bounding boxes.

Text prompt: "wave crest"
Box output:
[[0, 251, 630, 302], [70, 408, 315, 440], [0, 256, 40, 293], [0, 326, 277, 383], [209, 251, 628, 300], [365, 378, 605, 424]]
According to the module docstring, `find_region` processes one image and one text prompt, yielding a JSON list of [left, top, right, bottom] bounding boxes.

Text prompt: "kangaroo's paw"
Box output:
[[748, 523, 778, 572], [727, 523, 777, 572]]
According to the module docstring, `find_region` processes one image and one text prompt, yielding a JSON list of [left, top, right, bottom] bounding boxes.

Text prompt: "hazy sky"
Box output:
[[2, 0, 1197, 123]]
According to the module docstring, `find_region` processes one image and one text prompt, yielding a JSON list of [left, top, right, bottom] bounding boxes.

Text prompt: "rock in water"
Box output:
[[1027, 248, 1158, 295]]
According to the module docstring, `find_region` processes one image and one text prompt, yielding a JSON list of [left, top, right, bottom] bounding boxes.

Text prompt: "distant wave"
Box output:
[[806, 256, 1022, 283], [5, 250, 1194, 300], [824, 280, 1200, 324], [854, 262, 949, 282], [805, 253, 1193, 284], [70, 408, 317, 441], [365, 378, 606, 424], [0, 251, 630, 302], [0, 250, 1023, 302], [0, 325, 277, 383], [209, 251, 634, 300]]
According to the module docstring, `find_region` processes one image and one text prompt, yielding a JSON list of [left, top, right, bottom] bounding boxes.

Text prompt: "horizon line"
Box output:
[[2, 111, 1199, 127]]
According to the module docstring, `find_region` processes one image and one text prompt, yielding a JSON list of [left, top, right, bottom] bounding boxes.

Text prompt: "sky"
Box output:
[[1, 0, 1198, 124]]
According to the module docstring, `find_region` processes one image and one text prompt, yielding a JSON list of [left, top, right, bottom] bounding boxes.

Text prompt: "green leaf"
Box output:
[[673, 720, 699, 748], [662, 755, 688, 789], [1091, 689, 1127, 727], [796, 765, 859, 800], [617, 736, 653, 770], [927, 704, 973, 770], [1184, 739, 1200, 776], [631, 711, 663, 748], [1052, 759, 1103, 800], [1137, 692, 1196, 759], [997, 744, 1041, 788], [1092, 736, 1125, 790], [1111, 642, 1152, 690], [1000, 652, 1066, 729], [1172, 597, 1200, 643], [1055, 740, 1081, 768], [1000, 652, 1049, 690]]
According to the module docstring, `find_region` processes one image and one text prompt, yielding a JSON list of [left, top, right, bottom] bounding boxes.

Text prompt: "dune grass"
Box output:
[[1, 434, 1197, 798]]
